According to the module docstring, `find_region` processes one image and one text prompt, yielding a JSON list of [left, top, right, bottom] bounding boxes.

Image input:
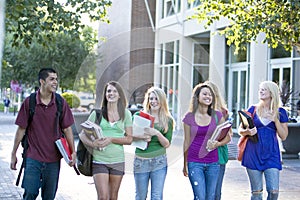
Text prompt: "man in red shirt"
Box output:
[[10, 68, 76, 200]]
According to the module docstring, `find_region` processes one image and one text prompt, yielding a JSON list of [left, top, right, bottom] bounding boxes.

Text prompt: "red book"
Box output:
[[139, 110, 155, 127], [55, 137, 80, 175], [55, 137, 72, 163]]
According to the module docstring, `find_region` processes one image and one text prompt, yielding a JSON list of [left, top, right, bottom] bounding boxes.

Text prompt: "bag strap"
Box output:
[[54, 93, 63, 138], [92, 108, 103, 124]]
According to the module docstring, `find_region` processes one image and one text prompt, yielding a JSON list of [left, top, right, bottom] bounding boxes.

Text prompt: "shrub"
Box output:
[[61, 92, 80, 108]]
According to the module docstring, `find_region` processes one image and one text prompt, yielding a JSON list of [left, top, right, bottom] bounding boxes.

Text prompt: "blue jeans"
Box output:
[[188, 162, 220, 200], [22, 158, 60, 200], [215, 164, 226, 200], [246, 168, 279, 200], [134, 154, 168, 200]]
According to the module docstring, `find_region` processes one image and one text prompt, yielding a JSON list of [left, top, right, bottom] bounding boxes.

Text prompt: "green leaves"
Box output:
[[6, 0, 111, 47], [189, 0, 300, 54]]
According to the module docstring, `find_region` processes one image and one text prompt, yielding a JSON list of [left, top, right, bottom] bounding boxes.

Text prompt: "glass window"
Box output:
[[158, 40, 180, 125], [193, 66, 209, 87], [162, 0, 181, 18], [271, 44, 291, 59], [165, 42, 174, 64], [230, 44, 247, 63], [194, 43, 209, 64], [188, 0, 200, 9], [160, 44, 163, 65]]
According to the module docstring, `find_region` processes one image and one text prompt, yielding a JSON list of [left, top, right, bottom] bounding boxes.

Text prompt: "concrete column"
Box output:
[[249, 32, 268, 104], [209, 24, 226, 95]]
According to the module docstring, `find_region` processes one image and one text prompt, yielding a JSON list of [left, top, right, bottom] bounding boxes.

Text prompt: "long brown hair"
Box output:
[[188, 83, 216, 116], [101, 81, 128, 121]]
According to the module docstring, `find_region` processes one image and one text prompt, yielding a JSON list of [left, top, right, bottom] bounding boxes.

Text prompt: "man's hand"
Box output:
[[10, 153, 18, 170], [69, 152, 76, 167]]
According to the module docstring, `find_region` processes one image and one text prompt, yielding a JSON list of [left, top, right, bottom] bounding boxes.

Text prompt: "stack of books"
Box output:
[[80, 120, 105, 150], [132, 111, 155, 150]]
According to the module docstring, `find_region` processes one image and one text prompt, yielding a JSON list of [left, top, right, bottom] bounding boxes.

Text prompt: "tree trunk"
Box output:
[[0, 0, 6, 89]]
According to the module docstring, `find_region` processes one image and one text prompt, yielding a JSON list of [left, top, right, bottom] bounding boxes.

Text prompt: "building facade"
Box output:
[[154, 0, 300, 130], [96, 0, 156, 107], [97, 0, 300, 131]]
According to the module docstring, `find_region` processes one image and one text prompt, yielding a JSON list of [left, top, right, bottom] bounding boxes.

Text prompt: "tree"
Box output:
[[190, 0, 300, 53], [5, 0, 111, 47], [2, 29, 96, 91]]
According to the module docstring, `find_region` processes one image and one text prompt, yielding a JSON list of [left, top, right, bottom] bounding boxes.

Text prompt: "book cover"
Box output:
[[238, 110, 258, 143], [55, 137, 72, 164], [80, 120, 104, 140], [55, 138, 80, 175], [131, 115, 151, 150], [139, 110, 155, 127], [211, 121, 232, 142], [238, 110, 255, 129]]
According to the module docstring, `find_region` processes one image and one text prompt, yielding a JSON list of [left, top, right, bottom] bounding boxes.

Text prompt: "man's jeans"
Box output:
[[187, 162, 220, 200], [134, 154, 168, 200], [246, 168, 279, 200], [22, 158, 60, 200]]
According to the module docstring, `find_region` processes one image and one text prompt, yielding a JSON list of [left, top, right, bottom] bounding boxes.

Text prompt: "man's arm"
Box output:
[[63, 126, 76, 166], [10, 126, 26, 170]]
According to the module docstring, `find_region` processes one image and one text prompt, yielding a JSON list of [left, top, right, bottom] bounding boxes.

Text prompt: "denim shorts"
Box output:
[[92, 162, 125, 175]]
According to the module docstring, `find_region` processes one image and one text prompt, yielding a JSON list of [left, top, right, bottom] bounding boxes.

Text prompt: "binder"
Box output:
[[238, 110, 258, 143]]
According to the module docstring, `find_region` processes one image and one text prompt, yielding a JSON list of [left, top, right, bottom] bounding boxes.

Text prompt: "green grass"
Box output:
[[0, 103, 15, 112]]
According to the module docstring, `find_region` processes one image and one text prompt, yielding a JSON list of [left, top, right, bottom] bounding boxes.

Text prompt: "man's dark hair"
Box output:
[[38, 68, 57, 85]]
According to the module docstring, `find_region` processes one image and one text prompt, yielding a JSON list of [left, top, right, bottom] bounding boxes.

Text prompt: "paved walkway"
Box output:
[[1, 112, 300, 199]]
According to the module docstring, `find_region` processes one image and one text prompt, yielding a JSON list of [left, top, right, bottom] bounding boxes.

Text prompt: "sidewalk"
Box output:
[[1, 112, 300, 199]]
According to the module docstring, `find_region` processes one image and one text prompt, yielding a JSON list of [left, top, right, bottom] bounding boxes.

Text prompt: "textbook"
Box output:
[[131, 115, 152, 150], [238, 110, 258, 143], [55, 138, 80, 175], [80, 120, 105, 150], [210, 120, 232, 142], [139, 111, 155, 128], [80, 120, 104, 140], [206, 121, 232, 151], [55, 137, 72, 164]]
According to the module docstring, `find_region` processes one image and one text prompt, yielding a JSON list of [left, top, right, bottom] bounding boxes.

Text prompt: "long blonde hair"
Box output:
[[257, 81, 281, 117], [143, 87, 174, 133]]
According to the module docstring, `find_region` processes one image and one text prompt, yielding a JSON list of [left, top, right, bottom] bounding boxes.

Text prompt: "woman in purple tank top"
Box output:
[[182, 83, 230, 200]]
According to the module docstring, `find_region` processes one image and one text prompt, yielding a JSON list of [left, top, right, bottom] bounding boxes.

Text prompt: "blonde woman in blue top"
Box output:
[[133, 87, 175, 200], [79, 81, 133, 200], [239, 81, 288, 200]]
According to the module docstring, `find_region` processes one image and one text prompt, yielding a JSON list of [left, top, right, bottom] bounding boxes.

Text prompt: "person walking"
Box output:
[[10, 68, 76, 200], [3, 96, 10, 114], [239, 81, 288, 200], [182, 83, 230, 200], [79, 81, 133, 200], [133, 87, 175, 200], [205, 81, 232, 200]]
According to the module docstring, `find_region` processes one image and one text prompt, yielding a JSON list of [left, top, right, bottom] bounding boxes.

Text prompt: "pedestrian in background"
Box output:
[[133, 87, 175, 200], [182, 83, 229, 200], [205, 81, 232, 200], [10, 68, 76, 200], [3, 96, 10, 114], [239, 81, 288, 200], [79, 81, 133, 200]]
